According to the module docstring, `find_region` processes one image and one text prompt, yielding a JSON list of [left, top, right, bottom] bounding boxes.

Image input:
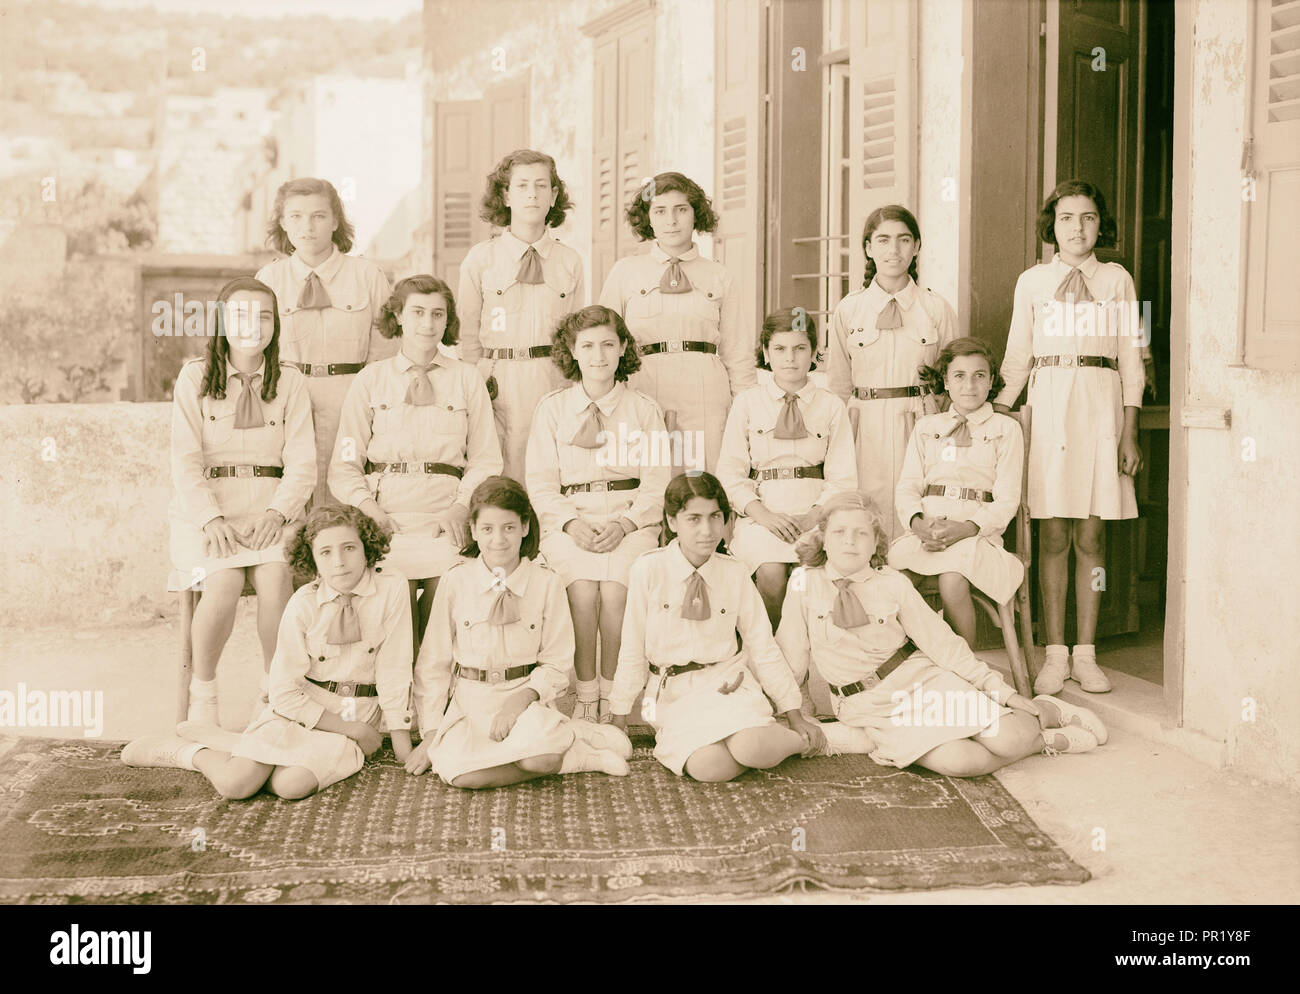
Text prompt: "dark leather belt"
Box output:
[[648, 661, 710, 679], [204, 465, 283, 479], [453, 662, 538, 684], [291, 362, 365, 376], [561, 478, 640, 495], [365, 461, 464, 478], [483, 346, 552, 360], [750, 464, 824, 482], [307, 677, 377, 697], [1032, 355, 1117, 370], [924, 484, 994, 503], [852, 385, 922, 400], [827, 640, 917, 698], [638, 341, 717, 356]]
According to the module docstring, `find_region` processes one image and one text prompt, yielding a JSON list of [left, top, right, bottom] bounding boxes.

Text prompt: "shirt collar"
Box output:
[[665, 538, 720, 585], [395, 348, 452, 372], [473, 555, 531, 597], [315, 569, 377, 606], [824, 560, 878, 586], [500, 228, 554, 262], [763, 375, 816, 403], [950, 401, 995, 426], [1052, 252, 1099, 279], [864, 276, 918, 311], [566, 380, 625, 418], [225, 358, 266, 381], [650, 241, 700, 264], [289, 244, 344, 283]]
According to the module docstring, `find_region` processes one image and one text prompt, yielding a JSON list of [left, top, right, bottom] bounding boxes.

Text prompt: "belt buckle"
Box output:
[[310, 365, 329, 377], [943, 484, 961, 500], [337, 681, 356, 697], [235, 465, 254, 479], [488, 670, 504, 684], [863, 673, 879, 689], [592, 481, 609, 492], [778, 467, 794, 480], [865, 387, 878, 399], [667, 340, 682, 353], [1062, 355, 1075, 367]]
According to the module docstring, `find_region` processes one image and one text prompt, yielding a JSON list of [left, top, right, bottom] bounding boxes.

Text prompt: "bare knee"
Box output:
[[1039, 520, 1071, 555], [450, 770, 496, 789], [210, 771, 264, 801], [517, 753, 563, 774], [598, 582, 627, 614], [250, 563, 291, 598], [937, 572, 970, 600], [567, 581, 600, 611], [268, 765, 318, 800], [684, 746, 745, 782], [755, 564, 788, 596], [917, 741, 998, 778], [1072, 519, 1105, 557]]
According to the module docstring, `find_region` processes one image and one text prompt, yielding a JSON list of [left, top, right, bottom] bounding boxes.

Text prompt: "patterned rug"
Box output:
[[0, 734, 1089, 904]]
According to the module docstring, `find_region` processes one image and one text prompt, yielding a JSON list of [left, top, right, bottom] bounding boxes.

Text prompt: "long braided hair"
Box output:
[[198, 277, 282, 402]]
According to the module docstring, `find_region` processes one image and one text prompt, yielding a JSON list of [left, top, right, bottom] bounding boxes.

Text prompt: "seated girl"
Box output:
[[123, 505, 416, 799], [776, 492, 1108, 776], [607, 472, 824, 781], [716, 307, 857, 628], [525, 305, 670, 722], [888, 337, 1025, 645], [407, 477, 632, 787]]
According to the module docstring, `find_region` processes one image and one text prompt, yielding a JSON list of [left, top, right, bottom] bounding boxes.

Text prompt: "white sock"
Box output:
[[560, 738, 597, 773], [576, 678, 598, 703], [1045, 644, 1068, 661], [1072, 643, 1096, 659], [190, 674, 218, 697], [177, 741, 205, 771], [821, 721, 876, 756], [598, 676, 614, 700]]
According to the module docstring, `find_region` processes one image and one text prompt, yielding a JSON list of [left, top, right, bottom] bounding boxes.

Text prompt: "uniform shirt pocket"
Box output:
[[626, 284, 664, 321], [848, 324, 882, 353], [201, 394, 239, 446], [482, 271, 523, 316]]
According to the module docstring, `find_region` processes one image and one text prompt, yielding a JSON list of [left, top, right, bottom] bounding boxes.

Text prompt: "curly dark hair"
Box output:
[[265, 177, 355, 255], [550, 305, 642, 382], [625, 172, 719, 241], [661, 471, 730, 554], [459, 476, 541, 560], [288, 505, 391, 575], [793, 492, 890, 570], [861, 205, 921, 289], [917, 336, 1006, 400], [198, 277, 282, 402], [1036, 178, 1117, 250], [755, 307, 819, 372], [379, 274, 460, 344], [478, 149, 573, 229]]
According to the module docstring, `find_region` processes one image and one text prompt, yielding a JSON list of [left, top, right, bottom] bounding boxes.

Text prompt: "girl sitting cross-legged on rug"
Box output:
[[607, 471, 825, 782], [406, 476, 633, 788], [775, 491, 1109, 776], [122, 505, 416, 799]]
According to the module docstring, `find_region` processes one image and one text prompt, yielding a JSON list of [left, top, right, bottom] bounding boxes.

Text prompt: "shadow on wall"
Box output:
[[0, 402, 173, 628]]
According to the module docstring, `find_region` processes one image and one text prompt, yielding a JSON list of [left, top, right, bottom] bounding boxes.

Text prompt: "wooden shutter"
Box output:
[[714, 0, 765, 339], [617, 21, 654, 262], [592, 37, 620, 290], [432, 100, 481, 290], [1243, 0, 1300, 370], [848, 0, 917, 289]]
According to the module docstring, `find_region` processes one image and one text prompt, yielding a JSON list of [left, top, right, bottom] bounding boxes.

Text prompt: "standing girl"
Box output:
[[716, 307, 857, 628], [124, 506, 416, 799], [776, 492, 1108, 775], [168, 276, 316, 724], [329, 275, 503, 646], [457, 149, 584, 481], [525, 305, 670, 722], [407, 477, 633, 787], [256, 178, 395, 507], [599, 171, 754, 472], [993, 179, 1144, 695], [608, 473, 824, 781], [827, 205, 957, 540], [888, 337, 1025, 646]]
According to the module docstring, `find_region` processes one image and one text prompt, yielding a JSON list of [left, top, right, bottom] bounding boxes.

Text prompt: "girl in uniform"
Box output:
[[716, 307, 857, 628], [256, 178, 395, 508], [329, 275, 503, 646], [608, 473, 824, 781], [993, 180, 1144, 695], [123, 505, 416, 799], [167, 277, 316, 725], [599, 172, 754, 472], [827, 205, 957, 540], [457, 149, 584, 481], [776, 492, 1108, 775], [407, 477, 633, 787], [525, 305, 670, 722], [888, 337, 1025, 646]]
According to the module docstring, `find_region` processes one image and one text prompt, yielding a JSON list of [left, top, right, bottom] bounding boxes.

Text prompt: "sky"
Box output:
[[62, 0, 422, 19]]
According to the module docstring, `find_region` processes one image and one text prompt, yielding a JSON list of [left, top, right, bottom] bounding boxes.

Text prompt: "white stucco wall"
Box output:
[[916, 0, 964, 319], [1180, 0, 1300, 786]]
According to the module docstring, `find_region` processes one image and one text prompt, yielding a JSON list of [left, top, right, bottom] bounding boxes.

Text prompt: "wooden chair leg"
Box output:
[[1016, 578, 1037, 683], [997, 600, 1032, 697], [178, 588, 197, 723]]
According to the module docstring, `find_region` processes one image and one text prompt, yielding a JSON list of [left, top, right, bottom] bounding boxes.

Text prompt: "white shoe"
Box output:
[[177, 720, 246, 753], [598, 696, 614, 724], [1032, 695, 1108, 745], [187, 689, 219, 726], [1040, 726, 1098, 755], [569, 718, 633, 759], [560, 738, 630, 776], [820, 720, 876, 756], [1033, 654, 1070, 695], [1071, 654, 1112, 693], [121, 735, 202, 770], [571, 698, 599, 723]]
